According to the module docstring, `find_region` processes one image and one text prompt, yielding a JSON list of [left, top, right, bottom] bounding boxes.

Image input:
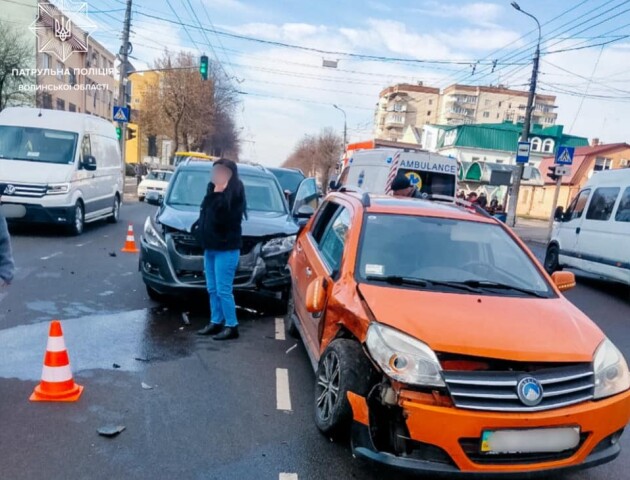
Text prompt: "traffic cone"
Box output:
[[30, 320, 83, 402], [121, 223, 139, 253]]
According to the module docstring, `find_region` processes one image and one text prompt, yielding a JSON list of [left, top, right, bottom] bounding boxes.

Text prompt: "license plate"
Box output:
[[480, 427, 580, 454]]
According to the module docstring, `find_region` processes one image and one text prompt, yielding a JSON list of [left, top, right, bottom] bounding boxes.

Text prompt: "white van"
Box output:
[[0, 107, 123, 235], [336, 148, 458, 197], [545, 168, 630, 286]]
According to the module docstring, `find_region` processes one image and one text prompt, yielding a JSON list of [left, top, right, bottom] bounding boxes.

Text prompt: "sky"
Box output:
[[79, 0, 630, 166]]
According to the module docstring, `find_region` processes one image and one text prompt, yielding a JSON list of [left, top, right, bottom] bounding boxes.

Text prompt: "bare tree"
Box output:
[[284, 128, 342, 190], [0, 23, 34, 111]]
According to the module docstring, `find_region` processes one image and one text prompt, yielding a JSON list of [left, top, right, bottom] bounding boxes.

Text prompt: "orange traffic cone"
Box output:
[[121, 223, 139, 253], [30, 320, 83, 402]]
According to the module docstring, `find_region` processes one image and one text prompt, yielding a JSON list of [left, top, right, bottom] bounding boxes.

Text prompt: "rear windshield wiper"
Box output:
[[458, 280, 548, 298], [365, 276, 481, 293]]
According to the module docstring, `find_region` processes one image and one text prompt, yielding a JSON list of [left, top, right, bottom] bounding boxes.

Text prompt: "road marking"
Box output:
[[275, 317, 285, 340], [279, 474, 297, 480], [276, 368, 292, 411], [75, 241, 93, 247], [40, 252, 62, 260]]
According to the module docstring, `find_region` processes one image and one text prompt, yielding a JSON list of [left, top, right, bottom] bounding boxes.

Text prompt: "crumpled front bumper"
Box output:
[[347, 390, 630, 477]]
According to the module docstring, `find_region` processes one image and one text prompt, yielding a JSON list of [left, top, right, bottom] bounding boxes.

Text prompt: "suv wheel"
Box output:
[[544, 244, 561, 274], [108, 195, 120, 224], [314, 339, 374, 439], [285, 288, 299, 338], [68, 201, 84, 236]]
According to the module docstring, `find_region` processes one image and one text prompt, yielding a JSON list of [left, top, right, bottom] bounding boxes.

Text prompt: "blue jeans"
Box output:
[[204, 249, 240, 327]]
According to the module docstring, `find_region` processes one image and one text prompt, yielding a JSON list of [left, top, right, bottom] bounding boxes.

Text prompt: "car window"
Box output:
[[318, 208, 351, 273], [271, 169, 304, 193], [586, 187, 620, 221], [311, 201, 342, 244], [293, 178, 319, 214], [564, 189, 590, 222], [615, 187, 630, 222], [358, 214, 552, 297]]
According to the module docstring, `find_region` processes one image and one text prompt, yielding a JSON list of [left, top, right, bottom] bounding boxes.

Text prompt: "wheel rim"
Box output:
[[546, 248, 558, 270], [75, 205, 83, 232], [113, 199, 120, 220], [316, 351, 341, 422]]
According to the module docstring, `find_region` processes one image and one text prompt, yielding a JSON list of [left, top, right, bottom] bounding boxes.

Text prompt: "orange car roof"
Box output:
[[335, 192, 498, 224]]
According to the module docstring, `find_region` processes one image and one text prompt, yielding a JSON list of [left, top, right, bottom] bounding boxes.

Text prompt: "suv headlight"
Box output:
[[143, 216, 166, 248], [262, 235, 296, 256], [366, 323, 445, 387], [593, 338, 630, 399], [46, 183, 70, 195]]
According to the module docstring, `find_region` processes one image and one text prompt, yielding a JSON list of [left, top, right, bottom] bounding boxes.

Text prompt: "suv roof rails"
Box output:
[[427, 194, 494, 219], [336, 185, 370, 207]]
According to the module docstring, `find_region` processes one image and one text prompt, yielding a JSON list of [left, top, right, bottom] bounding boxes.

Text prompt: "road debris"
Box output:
[[134, 356, 150, 362], [285, 344, 298, 354], [112, 363, 121, 369], [181, 312, 190, 325], [97, 425, 125, 437], [108, 252, 117, 257], [141, 382, 153, 390]]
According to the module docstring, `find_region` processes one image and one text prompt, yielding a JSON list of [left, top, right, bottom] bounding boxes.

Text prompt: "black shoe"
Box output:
[[197, 323, 223, 336], [213, 326, 239, 341]]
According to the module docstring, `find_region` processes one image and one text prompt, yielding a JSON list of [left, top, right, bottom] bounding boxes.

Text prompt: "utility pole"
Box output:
[[547, 173, 562, 241], [506, 2, 541, 227], [117, 0, 132, 167], [333, 104, 347, 150]]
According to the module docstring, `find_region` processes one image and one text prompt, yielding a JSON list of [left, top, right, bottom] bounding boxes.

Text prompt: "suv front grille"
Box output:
[[171, 232, 203, 257], [2, 182, 47, 198], [443, 364, 594, 412]]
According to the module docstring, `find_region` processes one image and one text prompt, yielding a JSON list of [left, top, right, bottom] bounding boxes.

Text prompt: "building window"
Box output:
[[621, 159, 630, 168], [483, 111, 490, 118], [542, 139, 554, 153], [56, 61, 64, 80], [41, 53, 51, 69], [472, 156, 480, 161], [56, 98, 65, 110], [69, 103, 76, 112], [496, 113, 500, 119], [485, 99, 491, 106], [594, 157, 612, 171], [42, 93, 53, 109], [427, 110, 431, 116], [498, 101, 502, 108], [429, 99, 433, 105], [530, 137, 542, 152], [68, 70, 77, 86]]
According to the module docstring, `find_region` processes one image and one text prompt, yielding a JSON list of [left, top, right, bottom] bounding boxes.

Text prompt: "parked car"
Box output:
[[287, 191, 630, 476], [0, 107, 123, 235], [546, 168, 630, 286], [268, 167, 306, 209], [137, 169, 173, 202], [140, 160, 318, 311]]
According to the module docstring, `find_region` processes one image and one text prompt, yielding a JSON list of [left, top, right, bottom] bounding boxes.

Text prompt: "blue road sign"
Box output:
[[113, 106, 130, 122], [516, 141, 530, 164], [556, 146, 575, 165]]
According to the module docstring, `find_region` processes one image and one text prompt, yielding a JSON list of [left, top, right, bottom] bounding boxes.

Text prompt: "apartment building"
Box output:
[[374, 83, 558, 142]]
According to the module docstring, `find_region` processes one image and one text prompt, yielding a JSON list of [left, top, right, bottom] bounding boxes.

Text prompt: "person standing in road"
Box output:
[[196, 159, 247, 341], [135, 163, 143, 185], [0, 208, 15, 288]]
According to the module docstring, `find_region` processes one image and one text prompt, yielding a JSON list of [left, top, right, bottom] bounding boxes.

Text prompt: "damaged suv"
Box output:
[[140, 160, 317, 310], [287, 191, 630, 477]]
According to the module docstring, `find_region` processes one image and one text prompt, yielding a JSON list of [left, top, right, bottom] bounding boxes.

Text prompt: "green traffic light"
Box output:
[[116, 126, 122, 140], [200, 55, 209, 80]]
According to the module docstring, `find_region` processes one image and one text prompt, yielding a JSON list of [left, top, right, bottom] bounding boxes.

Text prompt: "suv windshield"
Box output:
[[167, 170, 287, 213], [0, 126, 78, 165], [270, 168, 305, 193], [358, 214, 553, 297], [146, 171, 173, 182]]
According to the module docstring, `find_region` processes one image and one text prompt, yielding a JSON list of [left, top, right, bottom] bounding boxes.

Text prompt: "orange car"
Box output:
[[287, 191, 630, 476]]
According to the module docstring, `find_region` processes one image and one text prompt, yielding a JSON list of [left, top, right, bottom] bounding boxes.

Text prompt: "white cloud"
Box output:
[[411, 1, 504, 27], [203, 0, 253, 13]]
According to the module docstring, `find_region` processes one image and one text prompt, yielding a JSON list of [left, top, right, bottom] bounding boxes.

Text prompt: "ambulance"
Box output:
[[335, 148, 458, 197]]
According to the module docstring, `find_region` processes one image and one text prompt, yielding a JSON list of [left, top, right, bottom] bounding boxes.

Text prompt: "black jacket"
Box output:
[[195, 182, 245, 251]]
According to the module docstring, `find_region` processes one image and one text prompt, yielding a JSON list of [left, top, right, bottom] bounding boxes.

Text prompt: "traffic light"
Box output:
[[116, 126, 122, 140], [199, 55, 209, 81], [126, 127, 137, 141], [547, 165, 559, 182]]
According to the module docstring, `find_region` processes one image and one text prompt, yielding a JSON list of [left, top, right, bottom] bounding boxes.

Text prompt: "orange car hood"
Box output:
[[359, 285, 603, 363]]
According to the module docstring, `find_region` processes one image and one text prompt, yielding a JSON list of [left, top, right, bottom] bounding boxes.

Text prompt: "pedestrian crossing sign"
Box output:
[[555, 146, 575, 165], [112, 106, 130, 123]]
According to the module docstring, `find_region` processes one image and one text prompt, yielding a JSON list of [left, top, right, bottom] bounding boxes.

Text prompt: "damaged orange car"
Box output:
[[286, 191, 630, 477]]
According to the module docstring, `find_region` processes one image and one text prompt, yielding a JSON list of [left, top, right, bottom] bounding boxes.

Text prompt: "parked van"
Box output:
[[546, 168, 630, 285], [336, 148, 458, 197], [0, 107, 123, 235]]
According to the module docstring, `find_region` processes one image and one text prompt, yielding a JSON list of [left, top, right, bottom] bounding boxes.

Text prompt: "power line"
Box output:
[[569, 46, 605, 131]]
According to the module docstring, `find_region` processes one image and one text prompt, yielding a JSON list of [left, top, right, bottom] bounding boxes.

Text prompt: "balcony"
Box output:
[[385, 113, 406, 127]]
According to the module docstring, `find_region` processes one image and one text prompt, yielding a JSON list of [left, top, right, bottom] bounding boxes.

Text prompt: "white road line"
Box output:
[[275, 317, 286, 340], [40, 252, 62, 260], [276, 368, 292, 411], [75, 241, 93, 247], [279, 474, 298, 480]]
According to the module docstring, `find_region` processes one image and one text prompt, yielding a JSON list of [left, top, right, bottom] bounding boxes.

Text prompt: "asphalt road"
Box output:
[[1, 200, 629, 480]]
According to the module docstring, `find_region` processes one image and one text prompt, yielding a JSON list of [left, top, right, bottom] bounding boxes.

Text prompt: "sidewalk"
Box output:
[[512, 218, 549, 245]]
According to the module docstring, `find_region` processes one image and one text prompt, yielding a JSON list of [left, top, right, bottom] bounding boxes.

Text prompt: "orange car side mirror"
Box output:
[[552, 271, 576, 292], [305, 277, 327, 313]]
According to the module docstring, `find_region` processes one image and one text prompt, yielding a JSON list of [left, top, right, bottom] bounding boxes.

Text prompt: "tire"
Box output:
[[138, 196, 145, 202], [146, 285, 167, 302], [314, 339, 374, 439], [544, 244, 561, 274], [285, 288, 299, 339], [67, 201, 84, 236], [107, 195, 121, 224]]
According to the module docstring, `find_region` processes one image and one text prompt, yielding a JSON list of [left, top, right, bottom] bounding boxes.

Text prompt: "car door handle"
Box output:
[[296, 243, 302, 253], [576, 227, 581, 234], [306, 267, 312, 277]]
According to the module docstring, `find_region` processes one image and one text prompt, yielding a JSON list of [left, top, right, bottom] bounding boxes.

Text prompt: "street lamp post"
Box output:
[[333, 104, 347, 150], [506, 1, 541, 227]]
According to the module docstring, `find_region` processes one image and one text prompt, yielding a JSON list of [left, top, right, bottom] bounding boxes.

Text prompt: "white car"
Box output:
[[137, 170, 173, 202]]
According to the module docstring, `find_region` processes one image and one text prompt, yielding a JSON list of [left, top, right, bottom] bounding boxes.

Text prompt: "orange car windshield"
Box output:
[[357, 214, 553, 298]]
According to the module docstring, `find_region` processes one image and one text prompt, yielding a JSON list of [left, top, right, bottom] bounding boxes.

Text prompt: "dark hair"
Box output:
[[214, 158, 247, 218]]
